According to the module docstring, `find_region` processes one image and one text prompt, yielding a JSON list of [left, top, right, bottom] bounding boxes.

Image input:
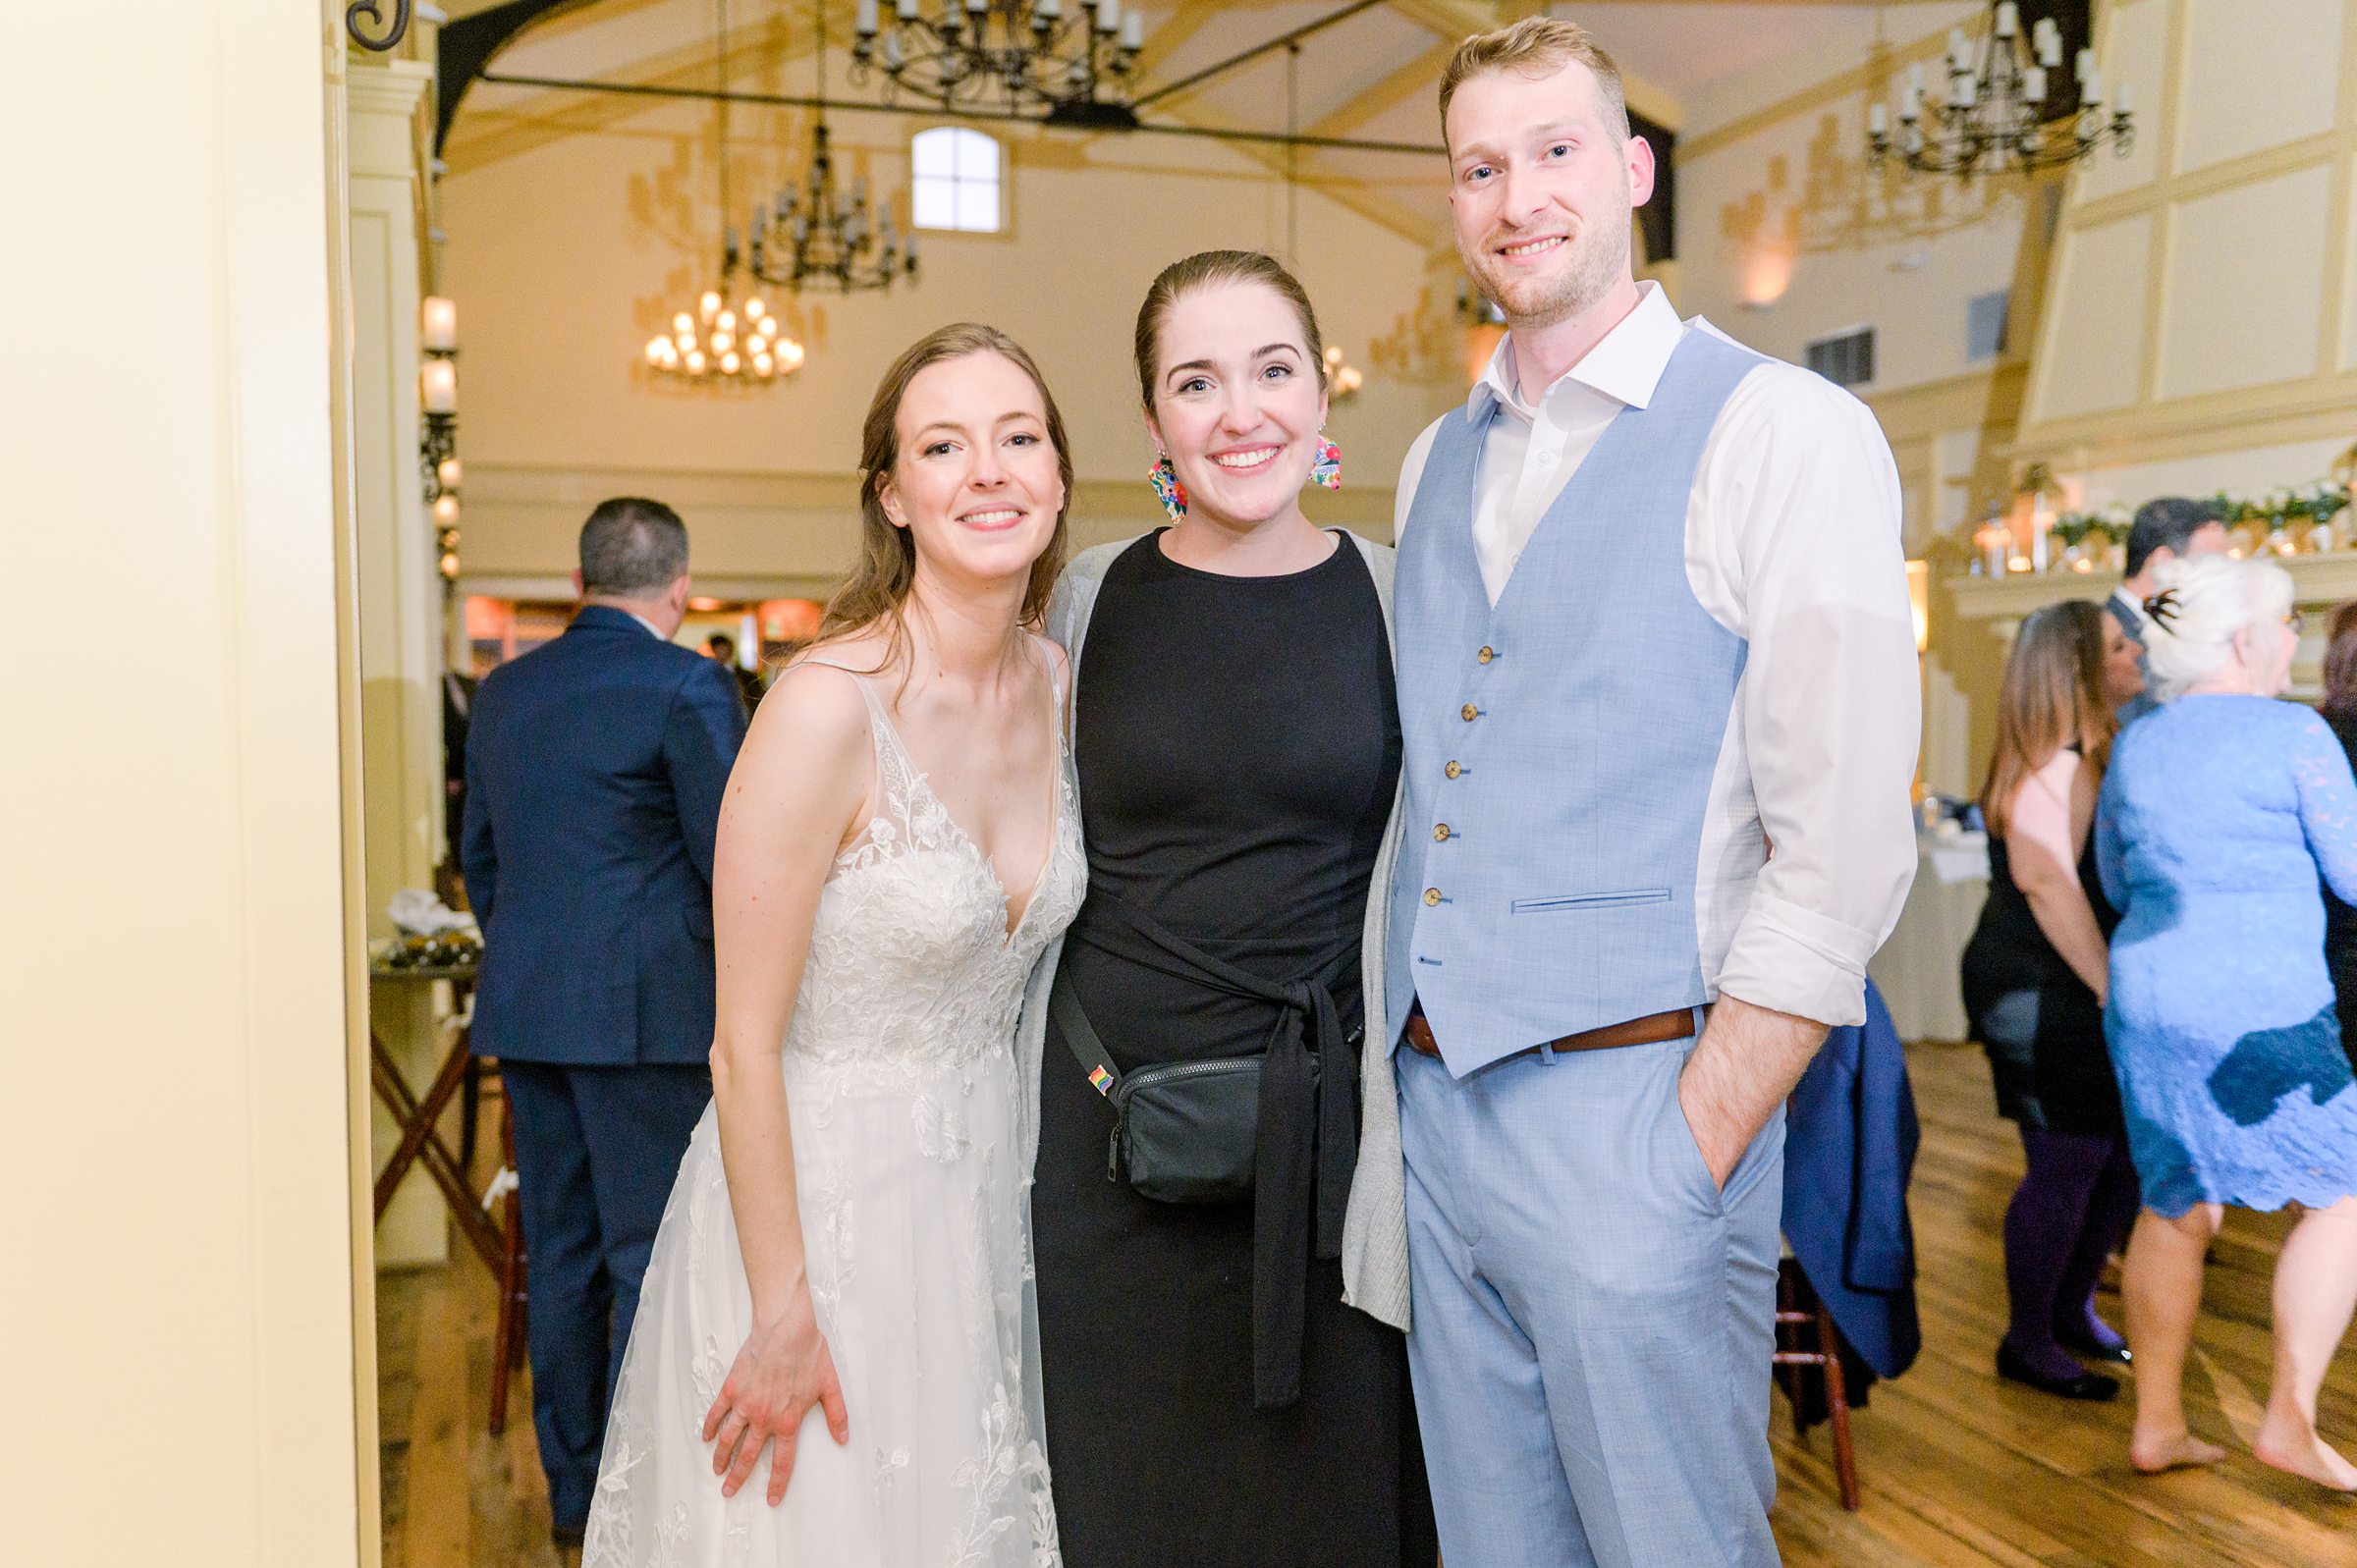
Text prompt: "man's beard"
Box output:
[[1470, 218, 1628, 333]]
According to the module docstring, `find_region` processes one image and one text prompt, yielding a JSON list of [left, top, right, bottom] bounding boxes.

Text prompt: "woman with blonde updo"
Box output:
[[2097, 553, 2357, 1487]]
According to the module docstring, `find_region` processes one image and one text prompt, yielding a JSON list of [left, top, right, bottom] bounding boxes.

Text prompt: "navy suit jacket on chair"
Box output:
[[461, 605, 747, 1066], [1783, 979, 1921, 1380]]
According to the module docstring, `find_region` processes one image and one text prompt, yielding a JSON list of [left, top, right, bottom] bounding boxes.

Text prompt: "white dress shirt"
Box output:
[[1393, 283, 1921, 1028], [2108, 585, 2149, 638]]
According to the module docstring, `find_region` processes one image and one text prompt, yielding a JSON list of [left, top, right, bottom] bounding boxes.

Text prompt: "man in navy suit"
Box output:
[[461, 497, 747, 1545], [2108, 497, 2228, 725]]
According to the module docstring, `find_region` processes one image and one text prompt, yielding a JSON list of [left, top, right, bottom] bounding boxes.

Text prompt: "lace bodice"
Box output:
[[583, 647, 1080, 1568], [788, 659, 1085, 1076]]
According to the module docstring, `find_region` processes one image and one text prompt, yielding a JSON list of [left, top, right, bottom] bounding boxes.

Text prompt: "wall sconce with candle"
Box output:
[[419, 297, 462, 583]]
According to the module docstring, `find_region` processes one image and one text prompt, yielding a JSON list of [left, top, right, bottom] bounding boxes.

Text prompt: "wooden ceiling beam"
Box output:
[[444, 0, 1451, 244], [1304, 35, 1453, 142], [1126, 0, 1235, 85], [442, 5, 815, 174], [1381, 0, 1684, 132]]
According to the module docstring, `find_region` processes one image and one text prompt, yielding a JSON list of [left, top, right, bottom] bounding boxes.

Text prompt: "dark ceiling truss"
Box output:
[[435, 0, 1677, 257], [471, 70, 1447, 155]]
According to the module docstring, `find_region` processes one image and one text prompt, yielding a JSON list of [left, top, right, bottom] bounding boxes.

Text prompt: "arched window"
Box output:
[[910, 126, 1002, 234]]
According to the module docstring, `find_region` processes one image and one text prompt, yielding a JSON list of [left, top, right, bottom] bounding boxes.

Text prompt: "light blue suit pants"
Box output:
[[1398, 1034, 1785, 1568]]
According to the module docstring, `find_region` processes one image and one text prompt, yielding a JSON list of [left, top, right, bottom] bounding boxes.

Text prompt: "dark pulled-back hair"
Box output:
[[1133, 250, 1327, 412], [815, 323, 1072, 656], [579, 496, 688, 594], [2123, 496, 2224, 579]]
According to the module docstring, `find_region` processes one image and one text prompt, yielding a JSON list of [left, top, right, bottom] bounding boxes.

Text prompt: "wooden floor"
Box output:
[[377, 1042, 2357, 1566]]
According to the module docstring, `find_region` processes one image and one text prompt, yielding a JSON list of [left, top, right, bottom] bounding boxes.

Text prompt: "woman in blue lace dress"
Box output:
[[2098, 554, 2357, 1488]]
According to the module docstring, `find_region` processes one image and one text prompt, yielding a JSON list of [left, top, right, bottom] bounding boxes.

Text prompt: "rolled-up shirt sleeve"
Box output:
[[1698, 362, 1921, 1028]]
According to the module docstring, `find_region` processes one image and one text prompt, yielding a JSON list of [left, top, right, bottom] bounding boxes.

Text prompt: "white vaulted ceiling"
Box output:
[[443, 1, 1992, 239]]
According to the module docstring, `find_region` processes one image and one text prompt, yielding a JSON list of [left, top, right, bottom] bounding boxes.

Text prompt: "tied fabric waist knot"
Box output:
[[1066, 895, 1362, 1410]]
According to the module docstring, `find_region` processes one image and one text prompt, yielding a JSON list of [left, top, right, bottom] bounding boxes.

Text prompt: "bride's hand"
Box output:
[[701, 1286, 850, 1505]]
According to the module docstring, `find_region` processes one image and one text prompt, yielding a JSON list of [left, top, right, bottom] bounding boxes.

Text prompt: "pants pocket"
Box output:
[[1655, 1045, 1727, 1220]]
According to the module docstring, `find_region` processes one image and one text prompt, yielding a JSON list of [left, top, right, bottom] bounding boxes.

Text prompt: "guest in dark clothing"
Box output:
[[1961, 600, 2140, 1400], [705, 629, 765, 718], [1033, 251, 1434, 1568], [2321, 602, 2357, 1071], [460, 496, 746, 1547], [2106, 497, 2230, 726], [440, 668, 477, 907]]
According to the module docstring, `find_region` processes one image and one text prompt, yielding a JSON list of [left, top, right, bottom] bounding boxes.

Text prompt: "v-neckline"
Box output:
[[861, 654, 1065, 944]]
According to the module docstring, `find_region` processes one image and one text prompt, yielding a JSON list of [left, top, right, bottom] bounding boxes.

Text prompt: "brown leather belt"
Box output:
[[1401, 1000, 1697, 1061]]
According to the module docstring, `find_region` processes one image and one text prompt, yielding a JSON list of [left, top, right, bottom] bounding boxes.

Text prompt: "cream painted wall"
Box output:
[[442, 92, 1453, 582], [1672, 11, 2033, 405], [1665, 8, 2061, 801], [2022, 0, 2357, 488], [1, 4, 364, 1565], [352, 61, 462, 1269]]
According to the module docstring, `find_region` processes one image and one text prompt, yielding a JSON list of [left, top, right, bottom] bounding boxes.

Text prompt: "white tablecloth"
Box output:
[[1866, 832, 1989, 1043]]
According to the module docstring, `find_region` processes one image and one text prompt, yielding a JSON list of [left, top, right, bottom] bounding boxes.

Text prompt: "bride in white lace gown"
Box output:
[[585, 326, 1083, 1567]]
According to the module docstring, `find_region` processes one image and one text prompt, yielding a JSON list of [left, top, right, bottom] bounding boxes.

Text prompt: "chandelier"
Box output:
[[850, 0, 1144, 120], [746, 8, 918, 294], [645, 284, 805, 383], [642, 0, 806, 383], [746, 120, 917, 294], [1867, 3, 2132, 179]]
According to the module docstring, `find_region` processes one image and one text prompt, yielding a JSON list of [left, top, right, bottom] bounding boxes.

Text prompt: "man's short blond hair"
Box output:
[[1439, 17, 1630, 139]]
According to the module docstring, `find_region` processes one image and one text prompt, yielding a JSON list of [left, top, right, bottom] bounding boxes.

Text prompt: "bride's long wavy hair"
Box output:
[[813, 324, 1073, 671]]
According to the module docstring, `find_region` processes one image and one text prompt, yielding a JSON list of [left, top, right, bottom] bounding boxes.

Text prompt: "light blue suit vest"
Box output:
[[1385, 327, 1767, 1075]]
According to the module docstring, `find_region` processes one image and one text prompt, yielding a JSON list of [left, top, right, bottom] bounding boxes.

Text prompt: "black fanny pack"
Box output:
[[1052, 899, 1362, 1409], [1053, 967, 1296, 1204]]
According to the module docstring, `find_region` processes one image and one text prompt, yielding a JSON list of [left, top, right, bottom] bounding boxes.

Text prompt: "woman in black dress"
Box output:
[[1032, 251, 1433, 1568], [1961, 600, 2140, 1399]]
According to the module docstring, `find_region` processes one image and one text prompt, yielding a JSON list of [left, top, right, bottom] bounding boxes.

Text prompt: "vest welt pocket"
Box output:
[[1509, 888, 1672, 913]]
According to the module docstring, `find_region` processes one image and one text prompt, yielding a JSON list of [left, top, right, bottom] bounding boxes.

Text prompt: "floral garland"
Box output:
[[2052, 481, 2351, 548], [2052, 504, 2132, 549], [2209, 482, 2350, 531]]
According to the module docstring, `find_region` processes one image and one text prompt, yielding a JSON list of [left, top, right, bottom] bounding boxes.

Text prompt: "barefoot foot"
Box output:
[[2129, 1428, 2228, 1474], [2253, 1414, 2357, 1490]]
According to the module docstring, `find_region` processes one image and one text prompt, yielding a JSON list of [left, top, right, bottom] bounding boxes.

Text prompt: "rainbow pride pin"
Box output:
[[1087, 1065, 1116, 1097]]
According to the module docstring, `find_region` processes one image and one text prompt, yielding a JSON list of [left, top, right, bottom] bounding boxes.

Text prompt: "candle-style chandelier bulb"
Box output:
[[1867, 2, 2133, 180], [637, 0, 803, 388], [850, 0, 1144, 116], [749, 113, 919, 294]]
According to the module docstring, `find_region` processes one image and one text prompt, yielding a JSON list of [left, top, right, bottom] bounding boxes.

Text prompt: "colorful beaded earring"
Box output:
[[1150, 452, 1188, 522], [1310, 434, 1343, 491]]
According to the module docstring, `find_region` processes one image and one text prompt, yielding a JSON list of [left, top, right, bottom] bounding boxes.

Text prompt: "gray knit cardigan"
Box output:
[[1014, 531, 1412, 1331]]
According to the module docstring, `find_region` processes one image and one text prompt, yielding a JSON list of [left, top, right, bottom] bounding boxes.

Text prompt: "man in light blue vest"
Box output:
[[1385, 20, 1921, 1566]]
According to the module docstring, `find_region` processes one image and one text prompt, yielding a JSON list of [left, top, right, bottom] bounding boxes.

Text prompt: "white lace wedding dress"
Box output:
[[584, 657, 1083, 1568]]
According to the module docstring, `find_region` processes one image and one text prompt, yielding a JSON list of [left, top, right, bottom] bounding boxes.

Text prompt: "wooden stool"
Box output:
[[1773, 1269, 1861, 1511], [488, 1099, 529, 1437]]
